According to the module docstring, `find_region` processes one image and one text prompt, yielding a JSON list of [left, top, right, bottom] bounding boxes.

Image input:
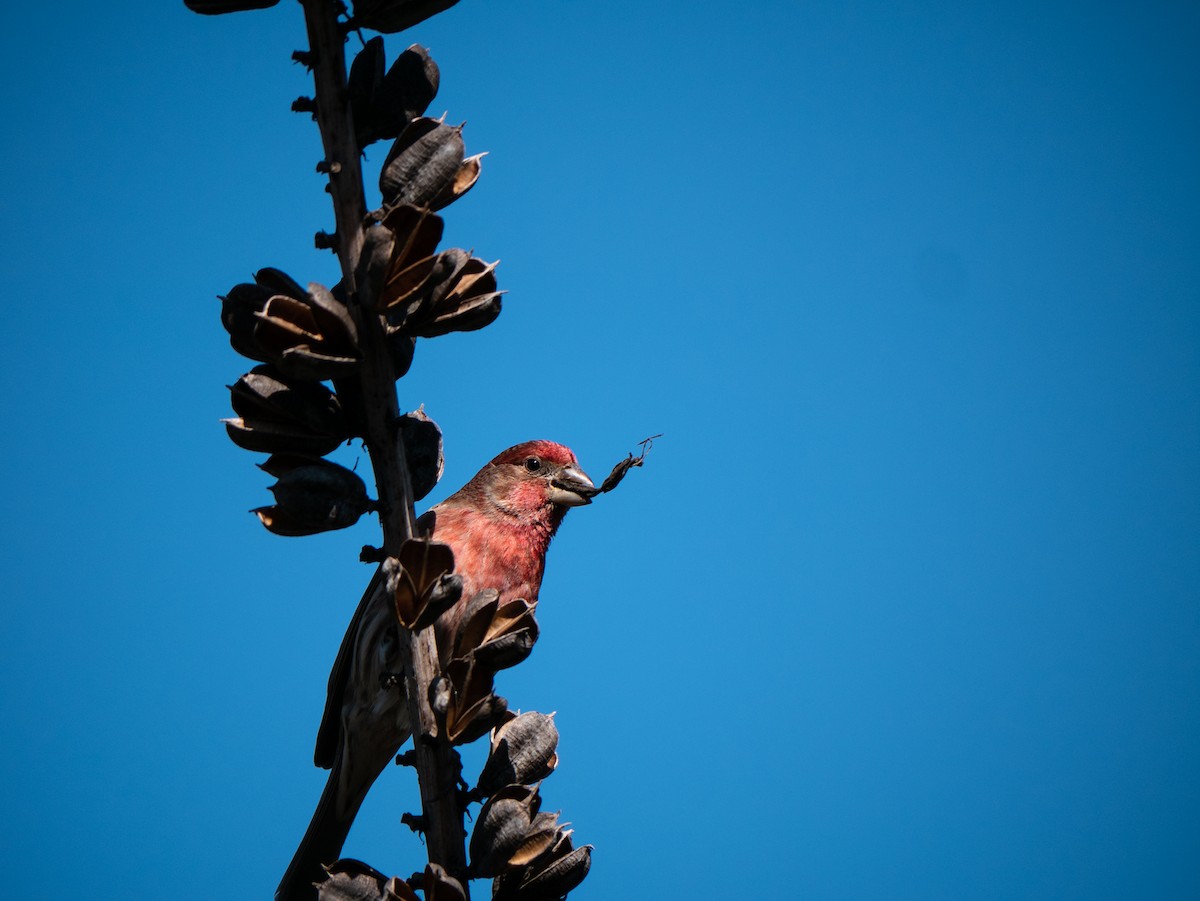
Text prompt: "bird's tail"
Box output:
[[274, 758, 360, 901]]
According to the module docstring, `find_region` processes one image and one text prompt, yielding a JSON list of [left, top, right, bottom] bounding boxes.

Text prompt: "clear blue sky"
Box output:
[[2, 1, 1197, 898]]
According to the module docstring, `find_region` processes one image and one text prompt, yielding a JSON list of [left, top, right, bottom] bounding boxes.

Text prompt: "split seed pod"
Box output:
[[348, 0, 460, 35], [453, 590, 539, 671], [224, 365, 348, 456], [397, 407, 443, 501], [379, 117, 465, 210], [435, 656, 508, 744], [252, 454, 371, 536], [492, 829, 593, 901], [421, 863, 466, 901], [385, 537, 461, 630], [475, 711, 559, 799], [220, 270, 360, 380], [470, 784, 542, 877]]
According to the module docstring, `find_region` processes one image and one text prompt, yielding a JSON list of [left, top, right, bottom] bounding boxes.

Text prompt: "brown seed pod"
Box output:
[[348, 0, 461, 35], [492, 828, 593, 901], [397, 406, 443, 501], [252, 455, 371, 536], [221, 270, 360, 380], [379, 117, 465, 210], [475, 712, 559, 799], [385, 537, 460, 629], [224, 366, 348, 456], [184, 0, 279, 13], [430, 152, 484, 211], [453, 591, 539, 672], [470, 784, 542, 877], [421, 863, 466, 901]]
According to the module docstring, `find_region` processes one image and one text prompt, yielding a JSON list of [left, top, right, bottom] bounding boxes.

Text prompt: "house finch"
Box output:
[[276, 440, 595, 901]]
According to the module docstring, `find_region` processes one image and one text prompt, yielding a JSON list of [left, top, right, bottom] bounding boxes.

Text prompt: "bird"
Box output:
[[276, 440, 596, 901]]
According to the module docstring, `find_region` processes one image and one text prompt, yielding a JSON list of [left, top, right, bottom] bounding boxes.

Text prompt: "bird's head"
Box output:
[[481, 440, 596, 515]]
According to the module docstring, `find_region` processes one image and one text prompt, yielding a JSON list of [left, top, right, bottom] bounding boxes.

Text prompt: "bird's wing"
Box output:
[[312, 508, 438, 768]]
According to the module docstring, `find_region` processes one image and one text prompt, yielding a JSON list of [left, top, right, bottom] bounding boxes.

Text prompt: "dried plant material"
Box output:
[[492, 828, 592, 901], [421, 863, 467, 901], [385, 538, 461, 629], [355, 223, 396, 312], [253, 455, 372, 536], [225, 365, 348, 456], [452, 591, 539, 672], [381, 45, 440, 134], [395, 255, 502, 338], [436, 656, 508, 744], [507, 811, 562, 868], [380, 204, 445, 269], [314, 859, 391, 901], [397, 407, 443, 501], [348, 0, 461, 34], [379, 117, 465, 210], [430, 152, 484, 211], [590, 433, 661, 497], [348, 36, 386, 148], [470, 784, 543, 877], [220, 270, 361, 380], [475, 711, 559, 799], [184, 0, 279, 13]]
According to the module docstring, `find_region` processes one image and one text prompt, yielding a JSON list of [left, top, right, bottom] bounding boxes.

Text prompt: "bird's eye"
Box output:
[[524, 457, 542, 472]]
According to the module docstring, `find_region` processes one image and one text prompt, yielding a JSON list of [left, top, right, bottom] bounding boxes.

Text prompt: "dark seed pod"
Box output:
[[407, 256, 502, 338], [378, 44, 440, 136], [441, 656, 507, 744], [356, 223, 396, 312], [430, 152, 484, 211], [185, 0, 279, 13], [470, 785, 542, 877], [398, 406, 443, 501], [252, 455, 371, 536], [349, 0, 461, 35], [225, 365, 348, 456], [314, 858, 393, 901], [348, 36, 386, 148], [221, 270, 361, 379], [476, 712, 559, 799], [379, 118, 465, 210], [452, 591, 539, 672], [422, 863, 466, 901], [386, 537, 458, 629], [493, 829, 592, 901], [508, 811, 562, 868]]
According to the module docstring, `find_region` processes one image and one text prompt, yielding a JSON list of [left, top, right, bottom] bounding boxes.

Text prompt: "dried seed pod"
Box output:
[[386, 537, 460, 629], [348, 0, 461, 35], [252, 455, 371, 536], [355, 223, 396, 312], [430, 152, 484, 211], [406, 256, 502, 338], [476, 712, 559, 798], [508, 811, 562, 867], [224, 365, 348, 456], [185, 0, 279, 13], [379, 117, 465, 209], [440, 656, 508, 744], [470, 785, 542, 877], [348, 36, 386, 148], [398, 406, 443, 501], [314, 858, 393, 901], [380, 204, 445, 267], [493, 829, 593, 901], [421, 863, 466, 901], [452, 591, 539, 672], [379, 44, 440, 135], [221, 270, 361, 379]]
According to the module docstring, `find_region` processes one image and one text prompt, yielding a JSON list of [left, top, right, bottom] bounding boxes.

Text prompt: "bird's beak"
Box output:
[[548, 464, 596, 506]]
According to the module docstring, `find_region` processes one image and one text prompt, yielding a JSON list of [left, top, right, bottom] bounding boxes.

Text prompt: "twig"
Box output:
[[298, 0, 468, 888]]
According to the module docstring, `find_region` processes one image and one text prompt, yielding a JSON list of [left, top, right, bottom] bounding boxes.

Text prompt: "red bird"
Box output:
[[276, 440, 595, 901]]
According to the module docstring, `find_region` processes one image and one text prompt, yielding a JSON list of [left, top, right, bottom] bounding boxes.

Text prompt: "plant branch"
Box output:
[[298, 0, 469, 888]]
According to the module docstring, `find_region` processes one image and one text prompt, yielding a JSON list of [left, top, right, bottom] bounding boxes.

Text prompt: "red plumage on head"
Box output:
[[488, 440, 578, 468]]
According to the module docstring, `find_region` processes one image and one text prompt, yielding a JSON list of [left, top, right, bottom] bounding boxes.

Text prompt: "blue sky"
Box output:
[[2, 1, 1198, 898]]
